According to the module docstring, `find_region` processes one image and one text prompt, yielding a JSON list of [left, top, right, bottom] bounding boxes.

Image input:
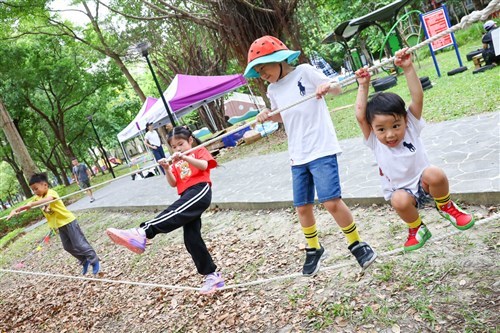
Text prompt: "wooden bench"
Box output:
[[472, 53, 486, 69]]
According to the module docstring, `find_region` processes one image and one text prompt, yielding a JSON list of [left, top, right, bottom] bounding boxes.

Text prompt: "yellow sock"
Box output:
[[302, 224, 320, 249], [434, 193, 451, 209], [407, 216, 422, 229], [341, 221, 361, 246]]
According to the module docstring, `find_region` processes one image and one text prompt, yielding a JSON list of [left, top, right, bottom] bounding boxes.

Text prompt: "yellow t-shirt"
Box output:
[[33, 189, 75, 229]]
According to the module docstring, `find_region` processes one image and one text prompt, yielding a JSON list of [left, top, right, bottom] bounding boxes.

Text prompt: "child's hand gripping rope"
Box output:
[[6, 205, 30, 220]]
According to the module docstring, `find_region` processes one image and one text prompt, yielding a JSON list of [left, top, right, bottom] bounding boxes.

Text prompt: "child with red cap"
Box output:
[[244, 36, 377, 275]]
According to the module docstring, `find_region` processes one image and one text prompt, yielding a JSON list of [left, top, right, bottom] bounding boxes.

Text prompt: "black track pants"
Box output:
[[139, 182, 216, 275]]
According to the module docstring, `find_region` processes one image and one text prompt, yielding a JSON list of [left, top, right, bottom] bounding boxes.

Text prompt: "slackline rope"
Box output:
[[2, 1, 498, 220], [1, 213, 498, 292]]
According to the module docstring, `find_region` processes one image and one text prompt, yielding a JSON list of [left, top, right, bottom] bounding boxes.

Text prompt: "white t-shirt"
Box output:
[[268, 64, 341, 166], [145, 130, 161, 147], [365, 111, 430, 200]]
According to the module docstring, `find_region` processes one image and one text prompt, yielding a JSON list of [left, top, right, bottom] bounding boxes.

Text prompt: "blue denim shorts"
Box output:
[[291, 155, 341, 207], [402, 178, 434, 209]]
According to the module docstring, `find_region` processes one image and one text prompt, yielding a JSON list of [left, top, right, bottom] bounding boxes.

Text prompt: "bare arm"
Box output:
[[182, 154, 208, 171], [394, 48, 423, 119], [316, 81, 342, 98], [159, 158, 177, 187], [256, 108, 282, 123], [144, 138, 156, 149], [354, 68, 372, 140], [6, 195, 56, 220], [165, 167, 177, 187]]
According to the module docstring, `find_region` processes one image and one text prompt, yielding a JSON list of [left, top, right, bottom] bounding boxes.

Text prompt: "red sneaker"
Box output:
[[404, 223, 432, 252], [438, 201, 475, 230]]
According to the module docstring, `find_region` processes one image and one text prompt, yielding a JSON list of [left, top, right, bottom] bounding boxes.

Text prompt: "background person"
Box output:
[[71, 157, 95, 203], [482, 20, 500, 66], [144, 122, 166, 175]]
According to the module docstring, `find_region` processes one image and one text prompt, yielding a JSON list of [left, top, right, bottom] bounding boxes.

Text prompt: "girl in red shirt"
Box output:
[[106, 126, 224, 294]]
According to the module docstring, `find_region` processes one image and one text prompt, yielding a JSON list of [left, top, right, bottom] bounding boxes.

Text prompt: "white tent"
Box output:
[[117, 97, 158, 142]]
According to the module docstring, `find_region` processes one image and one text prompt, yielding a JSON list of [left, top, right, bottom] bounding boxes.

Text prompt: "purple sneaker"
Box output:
[[200, 272, 225, 294], [106, 228, 146, 254]]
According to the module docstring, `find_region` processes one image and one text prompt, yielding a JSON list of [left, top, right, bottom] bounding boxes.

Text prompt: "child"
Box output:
[[7, 173, 100, 275], [354, 48, 474, 252], [106, 126, 224, 294], [244, 35, 377, 275]]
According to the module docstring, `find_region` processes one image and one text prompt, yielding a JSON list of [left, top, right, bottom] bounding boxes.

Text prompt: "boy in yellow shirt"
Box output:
[[8, 173, 100, 275]]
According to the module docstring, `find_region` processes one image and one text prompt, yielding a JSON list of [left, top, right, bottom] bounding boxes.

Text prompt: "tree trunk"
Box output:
[[359, 38, 374, 67], [88, 146, 106, 175], [54, 148, 71, 186], [461, 1, 469, 15], [14, 169, 32, 197], [449, 4, 460, 24], [110, 54, 146, 103], [471, 0, 484, 10], [0, 97, 39, 179], [79, 1, 146, 103], [45, 160, 63, 185]]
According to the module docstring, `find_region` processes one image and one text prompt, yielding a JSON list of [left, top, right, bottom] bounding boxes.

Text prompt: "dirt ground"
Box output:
[[0, 203, 498, 332]]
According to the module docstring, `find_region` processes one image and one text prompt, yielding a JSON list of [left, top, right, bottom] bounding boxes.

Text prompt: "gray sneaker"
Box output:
[[349, 241, 377, 269], [302, 245, 326, 276]]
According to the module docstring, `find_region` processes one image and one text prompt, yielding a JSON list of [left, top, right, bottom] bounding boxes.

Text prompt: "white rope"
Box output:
[[3, 2, 498, 220], [1, 213, 498, 291], [0, 161, 164, 221]]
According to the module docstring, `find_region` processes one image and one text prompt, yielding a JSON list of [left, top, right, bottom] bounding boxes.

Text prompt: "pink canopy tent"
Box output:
[[145, 74, 247, 129]]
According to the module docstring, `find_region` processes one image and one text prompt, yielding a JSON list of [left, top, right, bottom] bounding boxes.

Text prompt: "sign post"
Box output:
[[420, 5, 462, 77]]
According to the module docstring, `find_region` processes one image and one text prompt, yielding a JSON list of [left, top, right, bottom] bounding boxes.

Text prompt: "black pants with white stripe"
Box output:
[[139, 182, 216, 275]]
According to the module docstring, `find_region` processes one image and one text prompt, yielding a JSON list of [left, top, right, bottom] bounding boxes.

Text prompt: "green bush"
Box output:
[[453, 21, 486, 46]]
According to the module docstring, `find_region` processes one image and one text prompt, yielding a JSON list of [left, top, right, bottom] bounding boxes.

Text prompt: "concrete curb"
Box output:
[[68, 191, 499, 215]]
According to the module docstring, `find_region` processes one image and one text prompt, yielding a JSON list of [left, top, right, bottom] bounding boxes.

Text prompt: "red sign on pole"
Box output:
[[421, 8, 453, 51]]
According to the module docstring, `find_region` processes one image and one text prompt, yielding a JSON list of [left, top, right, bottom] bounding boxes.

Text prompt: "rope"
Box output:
[[3, 2, 498, 220], [1, 213, 498, 292]]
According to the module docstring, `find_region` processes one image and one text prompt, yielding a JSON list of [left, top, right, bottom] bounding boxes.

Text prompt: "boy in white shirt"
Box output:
[[245, 36, 376, 275], [354, 48, 474, 252]]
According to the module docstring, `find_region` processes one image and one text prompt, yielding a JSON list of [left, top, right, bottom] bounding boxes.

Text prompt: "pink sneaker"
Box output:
[[438, 201, 475, 230], [200, 272, 224, 294], [106, 228, 146, 254]]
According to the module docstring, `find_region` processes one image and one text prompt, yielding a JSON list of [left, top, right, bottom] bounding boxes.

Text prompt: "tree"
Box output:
[[0, 97, 39, 194], [0, 132, 33, 198], [0, 0, 148, 103], [104, 0, 304, 100], [0, 34, 123, 163], [0, 161, 20, 207]]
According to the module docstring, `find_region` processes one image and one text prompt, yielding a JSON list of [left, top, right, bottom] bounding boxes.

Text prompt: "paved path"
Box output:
[[66, 112, 499, 213]]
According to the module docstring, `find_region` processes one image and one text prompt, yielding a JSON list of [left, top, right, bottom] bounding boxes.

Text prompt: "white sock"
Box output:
[[136, 228, 146, 237]]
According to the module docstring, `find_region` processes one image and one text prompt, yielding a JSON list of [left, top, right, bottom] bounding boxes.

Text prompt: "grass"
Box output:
[[0, 228, 24, 249]]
